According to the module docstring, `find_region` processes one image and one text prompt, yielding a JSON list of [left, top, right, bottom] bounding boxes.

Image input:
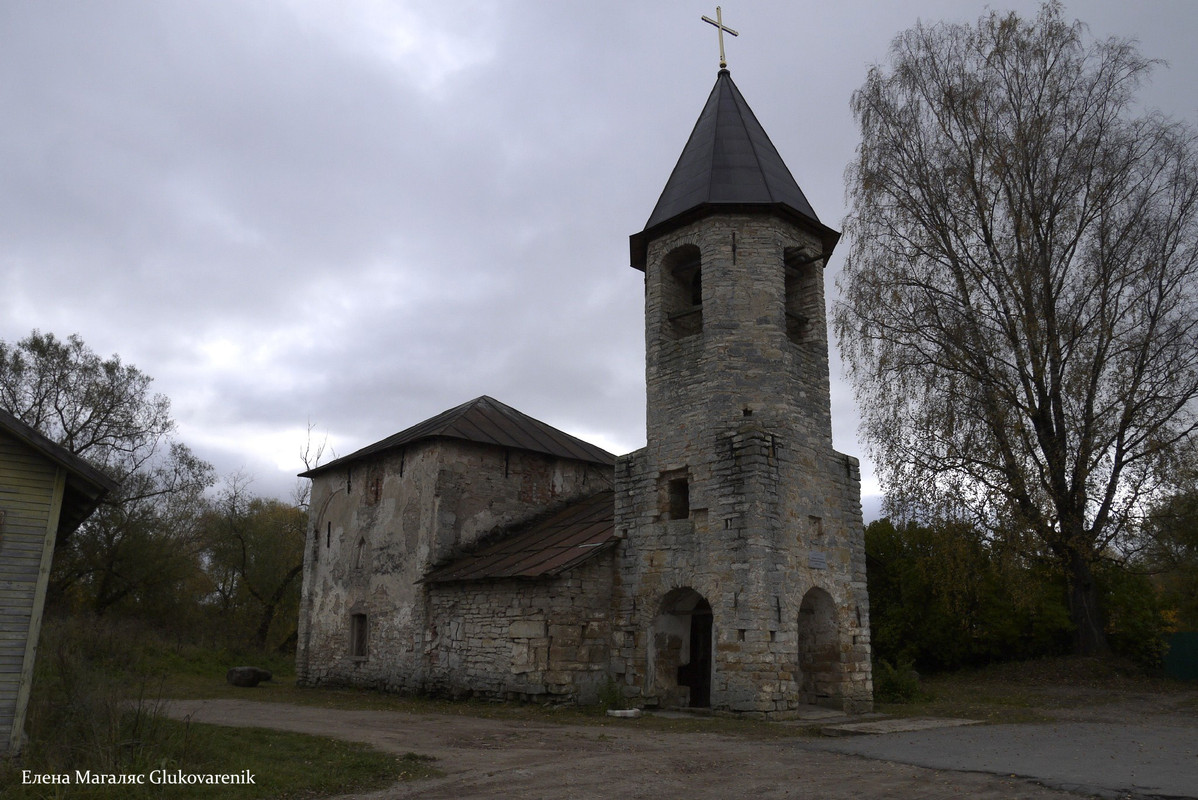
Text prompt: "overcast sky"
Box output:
[[4, 1, 1197, 511]]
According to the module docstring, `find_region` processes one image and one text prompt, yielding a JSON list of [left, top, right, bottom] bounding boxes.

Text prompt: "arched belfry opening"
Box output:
[[783, 246, 822, 344], [662, 245, 702, 339], [651, 588, 713, 707], [797, 587, 840, 707]]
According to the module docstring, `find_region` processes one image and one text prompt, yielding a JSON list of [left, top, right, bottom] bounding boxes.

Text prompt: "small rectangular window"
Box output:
[[668, 477, 690, 520], [350, 613, 368, 658], [659, 468, 692, 521]]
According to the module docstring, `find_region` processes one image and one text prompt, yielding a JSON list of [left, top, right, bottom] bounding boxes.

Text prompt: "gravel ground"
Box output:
[[164, 698, 1141, 799]]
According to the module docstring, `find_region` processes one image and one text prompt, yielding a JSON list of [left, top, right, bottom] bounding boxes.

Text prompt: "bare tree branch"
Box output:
[[835, 2, 1198, 654]]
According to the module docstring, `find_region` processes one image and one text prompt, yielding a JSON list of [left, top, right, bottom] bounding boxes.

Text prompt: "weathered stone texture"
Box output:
[[296, 208, 872, 715], [296, 110, 872, 715], [426, 552, 614, 703], [295, 438, 611, 690], [612, 213, 872, 716]]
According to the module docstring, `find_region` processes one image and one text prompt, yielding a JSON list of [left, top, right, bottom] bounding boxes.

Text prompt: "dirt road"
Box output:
[[164, 699, 1086, 799]]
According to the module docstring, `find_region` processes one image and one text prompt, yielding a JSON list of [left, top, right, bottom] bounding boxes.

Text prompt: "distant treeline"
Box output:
[[865, 510, 1197, 672]]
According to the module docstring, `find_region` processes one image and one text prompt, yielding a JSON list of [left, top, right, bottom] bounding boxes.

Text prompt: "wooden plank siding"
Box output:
[[0, 430, 64, 757]]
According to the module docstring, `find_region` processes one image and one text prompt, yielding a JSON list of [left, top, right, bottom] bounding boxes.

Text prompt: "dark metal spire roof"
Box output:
[[646, 69, 819, 227], [299, 395, 615, 477], [630, 69, 839, 269]]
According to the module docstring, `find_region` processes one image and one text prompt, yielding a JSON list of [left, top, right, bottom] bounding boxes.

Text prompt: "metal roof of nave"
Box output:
[[299, 395, 615, 478]]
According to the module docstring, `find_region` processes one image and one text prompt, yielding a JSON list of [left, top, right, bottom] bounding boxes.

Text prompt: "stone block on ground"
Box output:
[[226, 666, 270, 687]]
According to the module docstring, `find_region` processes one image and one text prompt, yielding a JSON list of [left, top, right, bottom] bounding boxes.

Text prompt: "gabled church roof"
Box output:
[[423, 490, 615, 583], [299, 395, 615, 477], [630, 69, 839, 269]]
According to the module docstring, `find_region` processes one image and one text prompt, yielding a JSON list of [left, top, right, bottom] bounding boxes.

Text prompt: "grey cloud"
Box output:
[[2, 0, 1195, 503]]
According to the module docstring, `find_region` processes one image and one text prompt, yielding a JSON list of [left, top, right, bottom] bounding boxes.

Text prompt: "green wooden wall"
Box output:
[[0, 430, 64, 756]]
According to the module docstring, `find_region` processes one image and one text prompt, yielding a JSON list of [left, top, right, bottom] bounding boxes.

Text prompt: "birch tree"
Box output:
[[835, 3, 1198, 654]]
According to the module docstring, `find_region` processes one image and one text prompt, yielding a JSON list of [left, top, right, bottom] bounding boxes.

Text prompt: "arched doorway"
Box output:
[[652, 588, 713, 708], [797, 587, 840, 707]]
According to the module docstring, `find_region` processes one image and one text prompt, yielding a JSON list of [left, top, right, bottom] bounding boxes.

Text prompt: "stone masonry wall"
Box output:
[[425, 552, 614, 703], [296, 438, 612, 690], [614, 212, 872, 716]]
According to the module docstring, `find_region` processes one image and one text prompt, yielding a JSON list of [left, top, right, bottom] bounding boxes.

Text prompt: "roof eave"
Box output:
[[299, 432, 616, 479], [0, 408, 119, 543], [0, 409, 118, 496], [629, 202, 841, 271], [421, 537, 619, 584]]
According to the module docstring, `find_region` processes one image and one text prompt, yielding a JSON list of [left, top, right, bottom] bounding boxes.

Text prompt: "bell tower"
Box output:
[[611, 55, 872, 715]]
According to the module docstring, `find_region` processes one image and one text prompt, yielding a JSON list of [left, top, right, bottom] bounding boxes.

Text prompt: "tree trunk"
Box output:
[[1067, 551, 1110, 655], [276, 629, 298, 655], [254, 603, 276, 650]]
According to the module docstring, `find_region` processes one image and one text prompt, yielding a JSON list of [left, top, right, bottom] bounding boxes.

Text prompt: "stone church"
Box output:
[[296, 63, 873, 716]]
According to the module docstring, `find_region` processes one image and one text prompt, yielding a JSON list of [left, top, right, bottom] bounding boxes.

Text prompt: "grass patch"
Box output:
[[2, 718, 436, 800], [162, 667, 823, 740], [163, 653, 1196, 733], [6, 616, 438, 800], [875, 680, 1051, 724], [872, 655, 1193, 724], [165, 675, 810, 739]]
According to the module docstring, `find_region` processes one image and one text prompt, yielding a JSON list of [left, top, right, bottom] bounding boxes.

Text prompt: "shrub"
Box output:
[[17, 615, 176, 775], [866, 518, 1074, 672], [597, 677, 625, 710], [873, 658, 927, 703], [1099, 564, 1170, 667]]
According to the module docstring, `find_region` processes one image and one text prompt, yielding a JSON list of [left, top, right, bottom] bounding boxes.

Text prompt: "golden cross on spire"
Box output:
[[701, 6, 738, 70]]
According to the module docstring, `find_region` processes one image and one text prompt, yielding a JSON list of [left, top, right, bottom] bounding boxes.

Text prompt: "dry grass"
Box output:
[[163, 673, 812, 739], [3, 617, 435, 800], [162, 655, 1196, 734], [876, 656, 1194, 724]]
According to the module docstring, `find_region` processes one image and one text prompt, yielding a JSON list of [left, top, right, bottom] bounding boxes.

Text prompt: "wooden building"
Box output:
[[0, 408, 115, 757]]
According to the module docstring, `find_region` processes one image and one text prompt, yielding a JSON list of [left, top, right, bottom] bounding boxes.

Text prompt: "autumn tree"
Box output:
[[1141, 488, 1198, 630], [0, 331, 172, 477], [0, 331, 213, 617], [201, 476, 306, 650], [835, 4, 1198, 654], [865, 518, 1072, 670]]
